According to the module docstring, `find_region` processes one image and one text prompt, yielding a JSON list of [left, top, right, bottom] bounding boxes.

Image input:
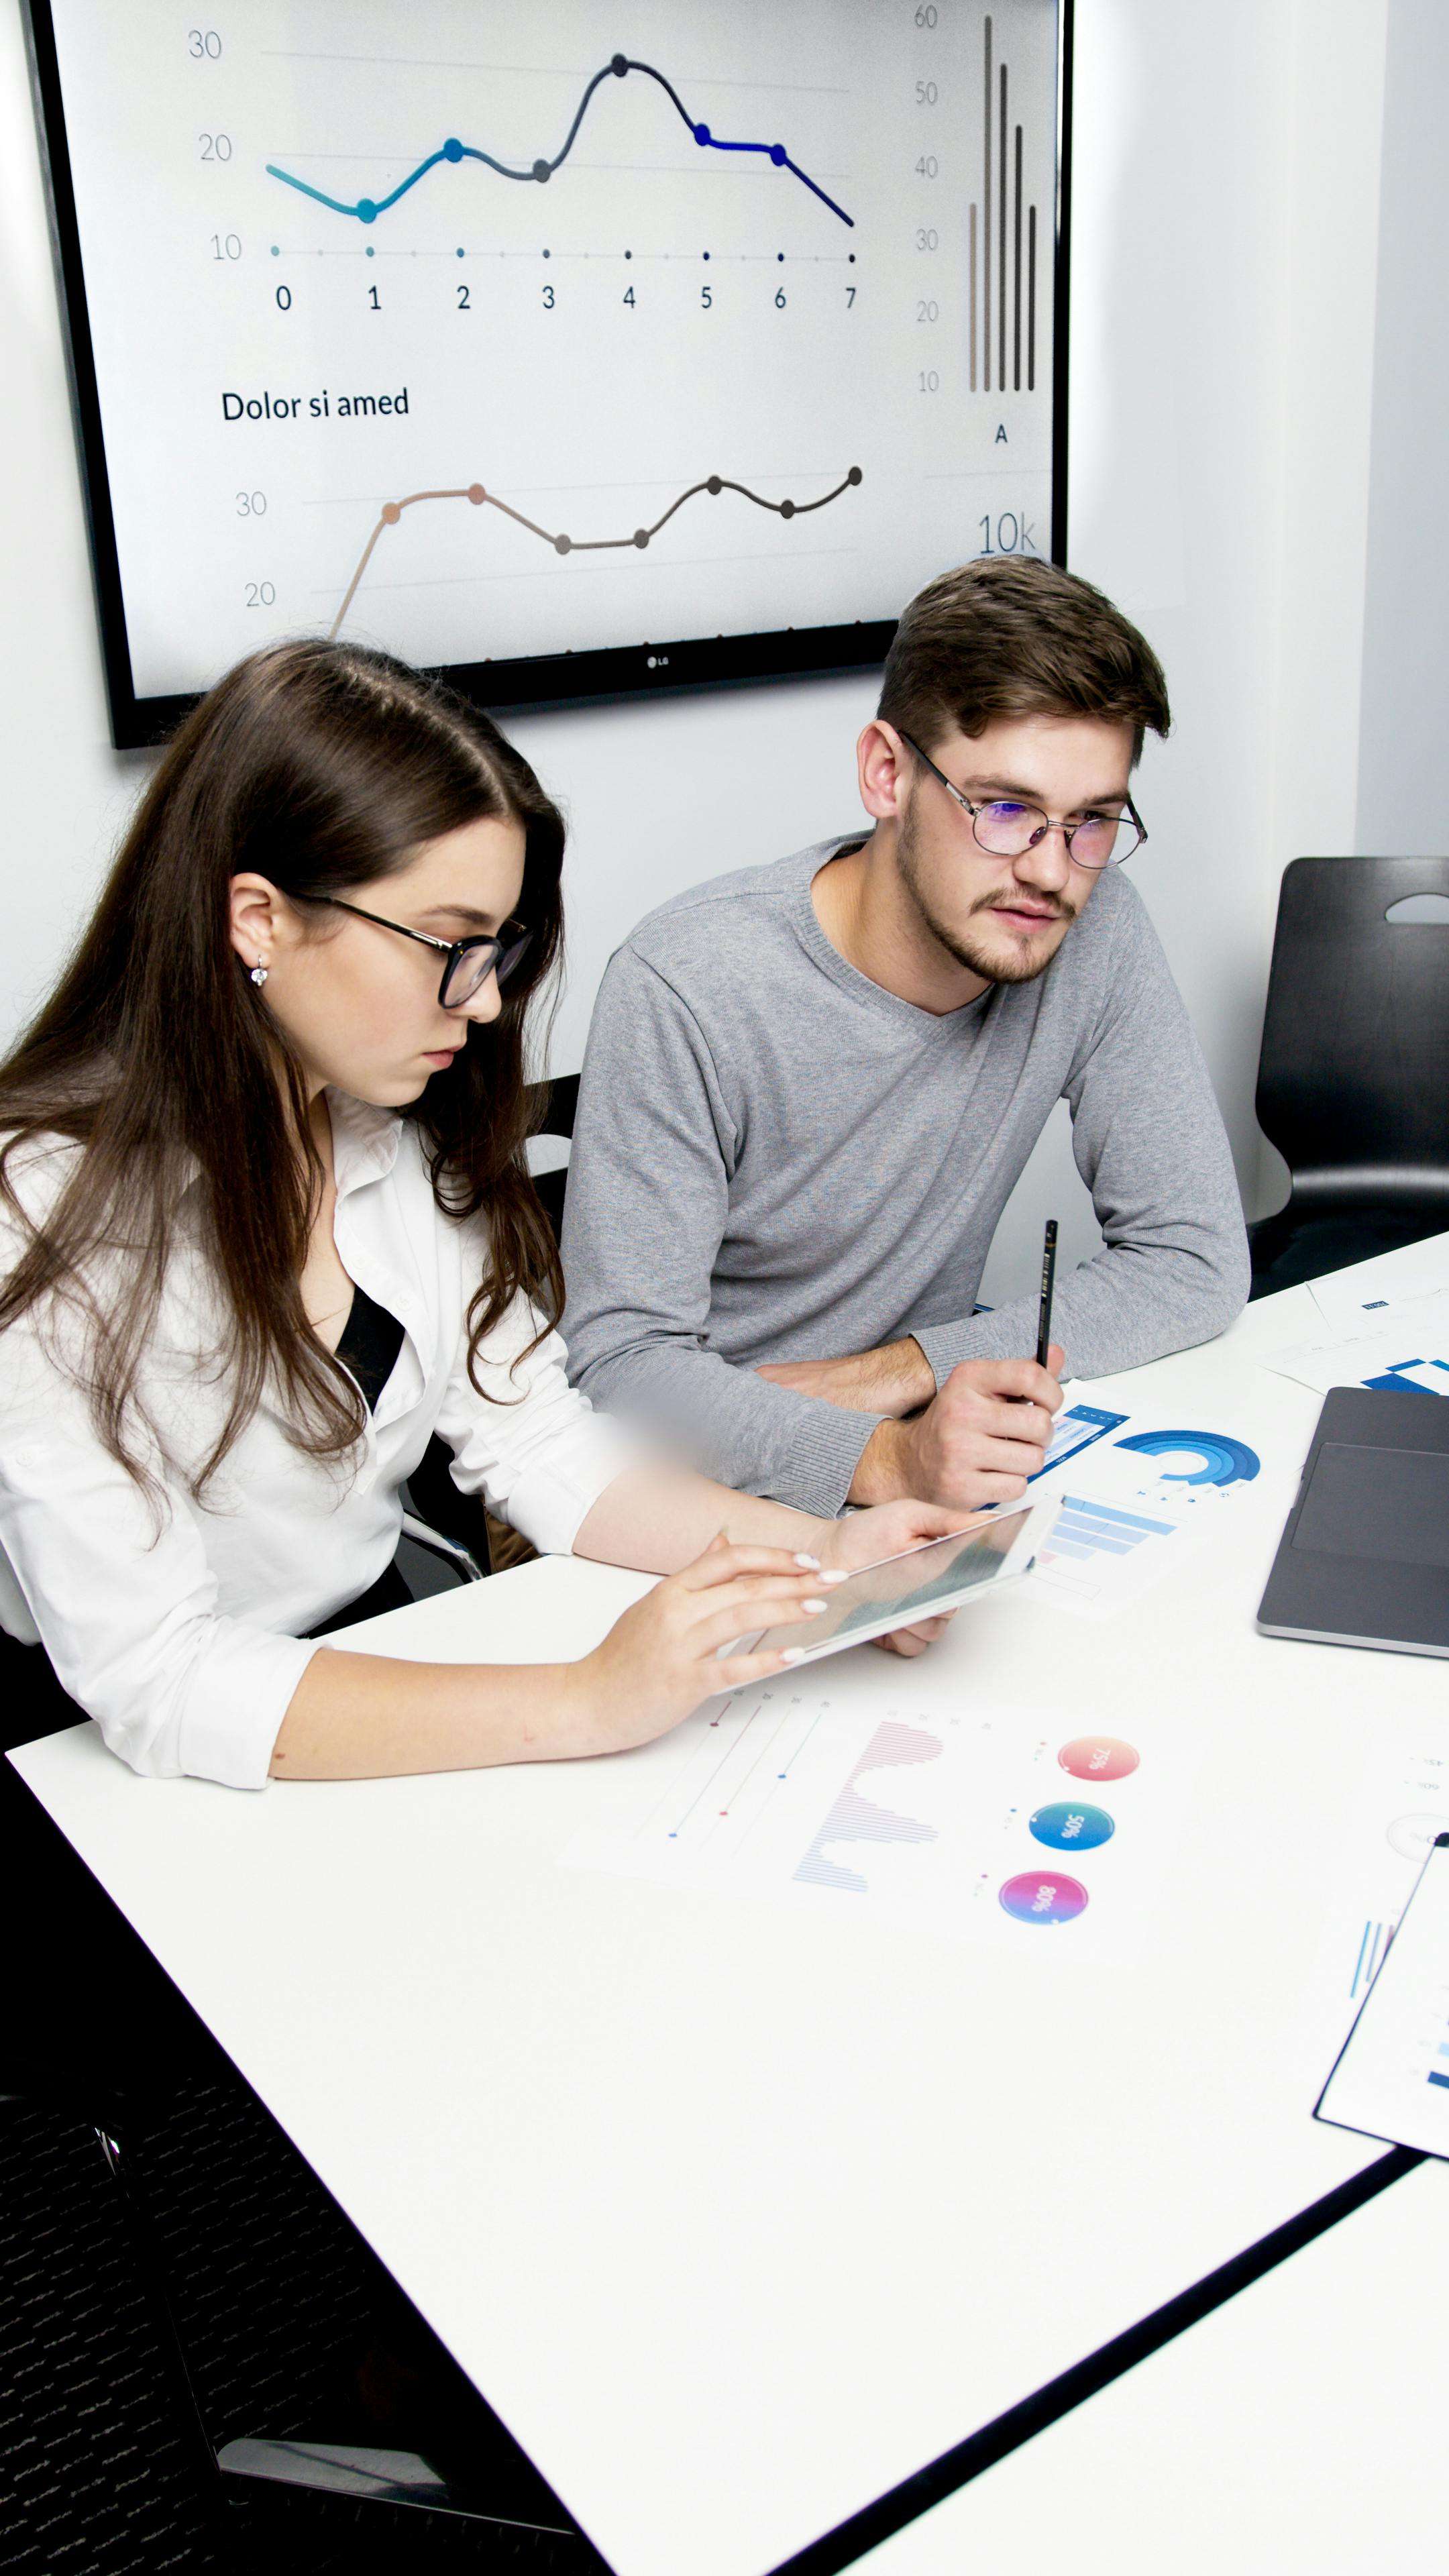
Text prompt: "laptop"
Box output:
[[1257, 1386, 1449, 1658]]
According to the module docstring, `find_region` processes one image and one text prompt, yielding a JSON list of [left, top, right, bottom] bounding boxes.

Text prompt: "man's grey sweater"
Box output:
[[560, 839, 1249, 1515]]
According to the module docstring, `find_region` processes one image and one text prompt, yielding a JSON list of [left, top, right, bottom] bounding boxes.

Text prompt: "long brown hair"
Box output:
[[0, 639, 565, 1496]]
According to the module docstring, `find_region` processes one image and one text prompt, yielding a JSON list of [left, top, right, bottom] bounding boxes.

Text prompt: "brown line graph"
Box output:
[[329, 466, 864, 637]]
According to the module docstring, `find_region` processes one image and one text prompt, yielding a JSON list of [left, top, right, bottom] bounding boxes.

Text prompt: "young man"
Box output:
[[560, 557, 1249, 1517]]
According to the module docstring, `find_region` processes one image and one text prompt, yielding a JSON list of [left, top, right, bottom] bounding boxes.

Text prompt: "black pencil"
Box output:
[[1035, 1219, 1059, 1369]]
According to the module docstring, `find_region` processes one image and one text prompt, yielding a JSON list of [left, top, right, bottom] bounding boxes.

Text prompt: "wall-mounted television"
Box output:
[[25, 0, 1072, 748]]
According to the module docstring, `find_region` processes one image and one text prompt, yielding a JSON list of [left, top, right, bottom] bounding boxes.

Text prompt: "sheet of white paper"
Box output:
[[1017, 1421, 1264, 1620], [1309, 1237, 1449, 1326], [1307, 1729, 1449, 2055], [1318, 1831, 1449, 2155], [565, 1654, 1194, 1964], [1263, 1288, 1449, 1400], [1026, 1397, 1128, 1482]]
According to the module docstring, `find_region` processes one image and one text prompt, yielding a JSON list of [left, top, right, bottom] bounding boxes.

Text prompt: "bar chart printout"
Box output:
[[566, 1654, 1191, 1963], [1318, 1833, 1449, 2155], [1313, 1734, 1449, 2029], [1024, 1427, 1263, 1617]]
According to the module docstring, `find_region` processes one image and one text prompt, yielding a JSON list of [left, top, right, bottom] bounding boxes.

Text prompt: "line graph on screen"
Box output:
[[266, 53, 855, 228]]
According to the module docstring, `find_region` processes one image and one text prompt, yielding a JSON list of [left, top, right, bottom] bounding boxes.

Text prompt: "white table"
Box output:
[[853, 2152, 1449, 2575], [13, 1248, 1449, 2576]]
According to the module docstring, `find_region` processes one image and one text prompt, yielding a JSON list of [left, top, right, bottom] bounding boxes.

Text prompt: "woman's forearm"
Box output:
[[571, 1462, 826, 1575], [269, 1645, 596, 1779]]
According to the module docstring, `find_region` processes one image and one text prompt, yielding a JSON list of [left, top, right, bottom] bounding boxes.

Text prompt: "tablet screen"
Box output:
[[758, 1509, 1034, 1662]]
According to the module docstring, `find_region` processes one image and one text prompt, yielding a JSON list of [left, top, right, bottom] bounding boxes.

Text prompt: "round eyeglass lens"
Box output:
[[971, 803, 1138, 868], [441, 928, 533, 1008], [973, 800, 1049, 857], [1068, 813, 1135, 867]]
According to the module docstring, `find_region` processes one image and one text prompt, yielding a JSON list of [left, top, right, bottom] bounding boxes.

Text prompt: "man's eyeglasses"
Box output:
[[900, 733, 1147, 869], [315, 896, 533, 1008]]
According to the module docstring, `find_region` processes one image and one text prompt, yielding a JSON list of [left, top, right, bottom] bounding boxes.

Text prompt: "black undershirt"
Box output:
[[334, 1279, 405, 1414], [304, 1282, 411, 1636]]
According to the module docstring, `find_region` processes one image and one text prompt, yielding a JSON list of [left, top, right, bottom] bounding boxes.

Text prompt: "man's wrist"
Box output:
[[847, 1416, 914, 1506], [882, 1335, 937, 1413]]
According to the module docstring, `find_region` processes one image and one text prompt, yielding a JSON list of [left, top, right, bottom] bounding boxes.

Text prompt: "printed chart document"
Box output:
[[1307, 1728, 1449, 2043], [1018, 1421, 1263, 1619], [1308, 1238, 1449, 1327], [1264, 1286, 1449, 1404], [1318, 1831, 1449, 2155], [566, 1646, 1195, 1964]]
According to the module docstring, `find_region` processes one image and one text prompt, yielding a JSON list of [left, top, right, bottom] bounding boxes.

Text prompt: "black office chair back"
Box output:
[[527, 1071, 580, 1246], [1256, 857, 1449, 1216]]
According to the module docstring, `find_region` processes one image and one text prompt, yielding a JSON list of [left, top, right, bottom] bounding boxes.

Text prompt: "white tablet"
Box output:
[[735, 1505, 1040, 1669]]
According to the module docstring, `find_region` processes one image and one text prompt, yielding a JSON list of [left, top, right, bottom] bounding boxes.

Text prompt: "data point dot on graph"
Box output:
[[707, 476, 722, 494], [633, 529, 649, 549], [848, 467, 863, 485], [357, 199, 376, 223], [381, 502, 401, 525], [466, 484, 486, 506], [770, 144, 787, 165], [694, 122, 711, 145], [612, 54, 629, 76], [443, 138, 463, 162], [533, 160, 551, 182], [780, 500, 795, 519], [554, 534, 572, 554]]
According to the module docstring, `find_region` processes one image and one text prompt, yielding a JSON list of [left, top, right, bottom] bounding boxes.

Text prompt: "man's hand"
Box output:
[[755, 1336, 936, 1417], [849, 1348, 1065, 1508]]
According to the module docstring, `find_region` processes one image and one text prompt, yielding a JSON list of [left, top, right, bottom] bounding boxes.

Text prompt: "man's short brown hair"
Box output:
[[878, 556, 1171, 766]]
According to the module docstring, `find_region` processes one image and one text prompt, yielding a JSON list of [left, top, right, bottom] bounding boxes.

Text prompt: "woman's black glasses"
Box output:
[[316, 897, 533, 1008]]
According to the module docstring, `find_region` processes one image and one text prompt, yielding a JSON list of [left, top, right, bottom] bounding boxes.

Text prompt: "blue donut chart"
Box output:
[[1114, 1430, 1261, 1487]]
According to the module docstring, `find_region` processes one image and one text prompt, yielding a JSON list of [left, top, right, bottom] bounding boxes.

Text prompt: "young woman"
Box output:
[[0, 642, 963, 1792]]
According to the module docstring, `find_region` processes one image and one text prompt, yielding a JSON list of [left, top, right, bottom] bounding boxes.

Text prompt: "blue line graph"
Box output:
[[266, 53, 854, 229]]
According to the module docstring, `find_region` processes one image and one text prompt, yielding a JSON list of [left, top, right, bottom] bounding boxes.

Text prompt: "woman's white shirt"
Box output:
[[0, 1093, 633, 1788]]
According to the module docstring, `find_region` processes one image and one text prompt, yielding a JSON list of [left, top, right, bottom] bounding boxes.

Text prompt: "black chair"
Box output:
[[0, 1443, 587, 2563], [1, 1662, 589, 2567], [526, 1073, 580, 1250], [1249, 857, 1449, 1297], [0, 2055, 589, 2568]]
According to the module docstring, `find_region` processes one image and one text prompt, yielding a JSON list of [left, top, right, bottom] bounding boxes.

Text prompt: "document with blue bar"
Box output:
[[1020, 1415, 1265, 1619], [1318, 1830, 1449, 2156]]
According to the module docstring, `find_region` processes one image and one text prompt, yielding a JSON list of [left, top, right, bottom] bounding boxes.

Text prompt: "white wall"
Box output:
[[0, 0, 1396, 1309], [1356, 0, 1449, 855]]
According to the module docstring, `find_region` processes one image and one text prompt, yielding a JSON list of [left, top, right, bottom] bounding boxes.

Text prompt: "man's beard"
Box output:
[[897, 802, 1077, 986]]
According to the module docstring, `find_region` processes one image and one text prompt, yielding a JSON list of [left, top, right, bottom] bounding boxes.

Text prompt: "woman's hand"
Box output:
[[565, 1534, 845, 1754], [814, 1497, 987, 1660]]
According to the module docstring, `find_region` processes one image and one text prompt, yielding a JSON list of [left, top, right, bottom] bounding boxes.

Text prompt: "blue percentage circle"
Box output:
[[1114, 1430, 1260, 1487], [1029, 1801, 1116, 1851]]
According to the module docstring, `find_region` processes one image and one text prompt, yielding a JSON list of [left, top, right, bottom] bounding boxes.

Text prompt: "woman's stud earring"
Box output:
[[250, 961, 269, 987]]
